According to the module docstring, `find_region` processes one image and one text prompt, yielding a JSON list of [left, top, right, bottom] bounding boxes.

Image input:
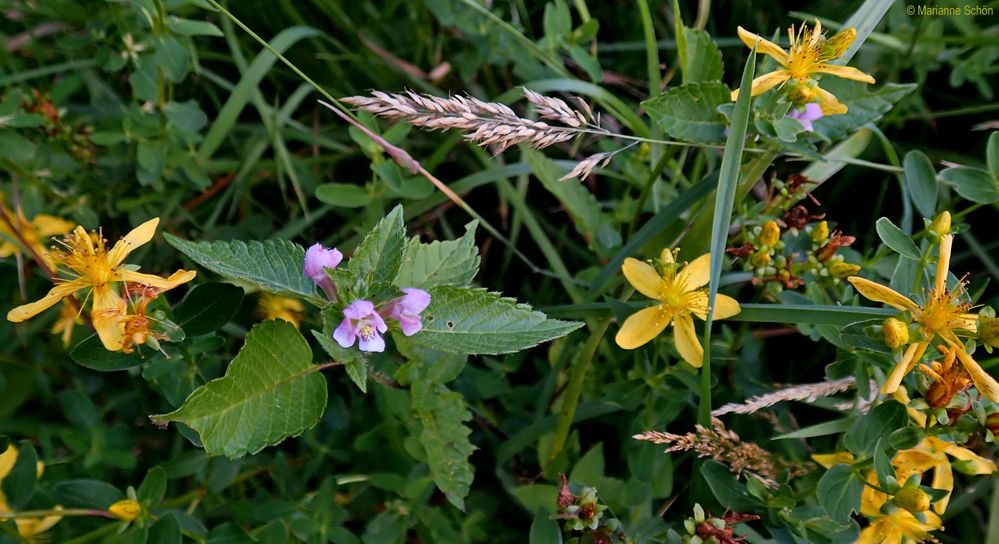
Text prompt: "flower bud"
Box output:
[[979, 315, 999, 349], [986, 413, 999, 434], [109, 499, 142, 522], [759, 221, 780, 247], [883, 318, 910, 349], [893, 486, 931, 515], [930, 211, 951, 237], [829, 262, 861, 278], [750, 250, 772, 268], [811, 221, 829, 243]]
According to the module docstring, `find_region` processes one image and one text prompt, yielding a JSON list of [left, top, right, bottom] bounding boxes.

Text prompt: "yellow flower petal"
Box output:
[[673, 313, 703, 367], [881, 341, 927, 395], [935, 234, 953, 295], [107, 217, 159, 268], [615, 305, 671, 350], [811, 452, 855, 469], [955, 349, 999, 402], [92, 286, 126, 352], [731, 70, 791, 101], [813, 86, 848, 115], [930, 459, 953, 514], [953, 313, 978, 333], [16, 506, 62, 536], [676, 253, 710, 291], [736, 26, 789, 64], [33, 215, 75, 238], [942, 442, 997, 475], [860, 471, 887, 516], [109, 499, 142, 521], [0, 444, 18, 479], [621, 258, 663, 301], [6, 278, 89, 322], [711, 294, 741, 320], [848, 276, 920, 313], [118, 269, 197, 292], [813, 63, 875, 84]]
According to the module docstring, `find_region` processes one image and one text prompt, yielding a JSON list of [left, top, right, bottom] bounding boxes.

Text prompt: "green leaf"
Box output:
[[530, 508, 563, 544], [70, 334, 146, 372], [315, 183, 372, 208], [52, 480, 123, 508], [166, 16, 224, 36], [941, 166, 999, 204], [680, 28, 723, 83], [312, 328, 367, 394], [150, 320, 328, 458], [642, 82, 730, 144], [988, 131, 999, 181], [163, 101, 209, 134], [817, 465, 864, 524], [174, 283, 244, 336], [148, 513, 182, 544], [903, 150, 938, 218], [154, 35, 190, 82], [0, 129, 36, 161], [406, 286, 583, 355], [774, 418, 855, 440], [412, 377, 475, 511], [844, 401, 908, 457], [873, 443, 894, 489], [1, 441, 37, 509], [138, 467, 167, 507], [394, 221, 480, 289], [701, 460, 762, 512], [813, 81, 916, 140], [348, 205, 406, 287], [524, 150, 620, 250], [165, 234, 319, 302], [875, 217, 920, 260]]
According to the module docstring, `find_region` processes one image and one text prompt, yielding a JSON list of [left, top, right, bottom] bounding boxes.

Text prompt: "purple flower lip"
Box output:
[[333, 299, 388, 352], [381, 288, 431, 336], [788, 103, 824, 132], [304, 243, 343, 296]]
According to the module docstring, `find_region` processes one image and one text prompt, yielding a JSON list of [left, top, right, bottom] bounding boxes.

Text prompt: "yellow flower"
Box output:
[[731, 20, 875, 114], [848, 234, 999, 401], [859, 462, 941, 544], [258, 293, 305, 329], [0, 444, 62, 540], [6, 218, 196, 352], [51, 301, 84, 348], [0, 203, 74, 268], [882, 318, 910, 350], [108, 499, 142, 522], [615, 250, 741, 367], [891, 436, 996, 515], [759, 220, 781, 247]]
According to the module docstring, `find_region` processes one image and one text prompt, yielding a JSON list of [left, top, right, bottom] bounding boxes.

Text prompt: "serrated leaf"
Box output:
[[406, 286, 583, 355], [525, 150, 620, 250], [348, 205, 406, 286], [903, 151, 938, 218], [817, 465, 864, 524], [151, 320, 328, 458], [642, 83, 730, 144], [165, 234, 319, 302], [680, 28, 723, 83], [941, 166, 999, 204], [875, 217, 920, 260], [174, 283, 244, 336], [394, 221, 480, 289], [412, 374, 475, 511], [813, 81, 916, 140]]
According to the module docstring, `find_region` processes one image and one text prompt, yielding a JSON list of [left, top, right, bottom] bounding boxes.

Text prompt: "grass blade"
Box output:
[[699, 44, 755, 425]]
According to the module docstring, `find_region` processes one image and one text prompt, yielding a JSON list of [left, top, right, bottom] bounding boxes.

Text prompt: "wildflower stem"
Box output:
[[549, 317, 611, 465], [61, 521, 126, 544], [0, 509, 114, 519]]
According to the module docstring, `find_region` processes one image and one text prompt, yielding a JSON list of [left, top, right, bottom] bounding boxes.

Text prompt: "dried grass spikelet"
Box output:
[[712, 377, 857, 416], [342, 90, 580, 152], [559, 151, 614, 182], [634, 418, 809, 488]]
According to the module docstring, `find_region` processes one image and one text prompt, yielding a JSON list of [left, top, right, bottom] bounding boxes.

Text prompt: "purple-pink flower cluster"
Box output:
[[303, 242, 431, 353]]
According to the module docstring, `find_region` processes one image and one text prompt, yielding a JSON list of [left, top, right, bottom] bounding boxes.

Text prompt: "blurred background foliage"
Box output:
[[1, 0, 997, 542]]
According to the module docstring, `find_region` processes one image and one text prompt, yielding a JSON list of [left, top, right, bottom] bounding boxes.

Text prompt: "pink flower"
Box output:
[[333, 299, 388, 352], [788, 103, 824, 132], [304, 243, 343, 294], [381, 288, 431, 336]]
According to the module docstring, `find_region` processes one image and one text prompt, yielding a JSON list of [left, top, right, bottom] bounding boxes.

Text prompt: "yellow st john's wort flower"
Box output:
[[731, 20, 875, 114], [848, 233, 999, 401], [0, 203, 74, 268], [891, 436, 996, 515], [6, 218, 196, 352], [0, 445, 63, 539], [615, 250, 741, 367], [258, 292, 305, 329], [51, 301, 84, 348]]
